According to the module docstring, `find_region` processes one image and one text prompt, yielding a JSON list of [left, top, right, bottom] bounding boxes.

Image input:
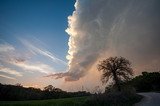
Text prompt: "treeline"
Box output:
[[105, 71, 160, 93], [130, 71, 160, 92], [0, 84, 91, 101]]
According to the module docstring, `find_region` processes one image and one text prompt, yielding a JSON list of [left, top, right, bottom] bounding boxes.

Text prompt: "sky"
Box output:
[[0, 0, 75, 89], [0, 0, 160, 91]]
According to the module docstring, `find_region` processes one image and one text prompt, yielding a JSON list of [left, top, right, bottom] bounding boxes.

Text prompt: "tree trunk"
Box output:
[[113, 71, 121, 92]]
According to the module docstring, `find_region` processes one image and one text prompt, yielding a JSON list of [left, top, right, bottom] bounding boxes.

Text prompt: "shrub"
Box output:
[[84, 85, 142, 106]]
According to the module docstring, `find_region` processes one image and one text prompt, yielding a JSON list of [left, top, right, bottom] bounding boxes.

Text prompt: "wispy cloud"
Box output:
[[19, 38, 67, 65], [0, 41, 55, 75], [11, 60, 54, 74], [0, 74, 16, 80], [0, 43, 15, 52], [0, 66, 22, 77]]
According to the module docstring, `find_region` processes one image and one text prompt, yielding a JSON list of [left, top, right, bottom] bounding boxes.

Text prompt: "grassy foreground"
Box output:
[[0, 97, 88, 106], [0, 94, 143, 106]]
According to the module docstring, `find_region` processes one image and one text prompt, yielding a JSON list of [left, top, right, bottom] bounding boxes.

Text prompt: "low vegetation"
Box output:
[[85, 91, 143, 106], [0, 96, 88, 106]]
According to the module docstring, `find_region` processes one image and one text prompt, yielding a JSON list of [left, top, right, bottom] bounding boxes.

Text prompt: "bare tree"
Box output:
[[98, 57, 133, 91]]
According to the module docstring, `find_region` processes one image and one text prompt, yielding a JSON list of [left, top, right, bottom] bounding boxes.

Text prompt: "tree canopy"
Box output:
[[98, 56, 133, 91]]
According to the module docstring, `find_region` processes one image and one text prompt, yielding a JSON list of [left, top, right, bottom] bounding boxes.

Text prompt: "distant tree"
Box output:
[[98, 56, 133, 91], [15, 83, 23, 87], [44, 85, 55, 91]]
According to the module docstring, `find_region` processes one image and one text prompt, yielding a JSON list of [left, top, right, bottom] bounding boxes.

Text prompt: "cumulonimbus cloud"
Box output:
[[50, 0, 160, 81]]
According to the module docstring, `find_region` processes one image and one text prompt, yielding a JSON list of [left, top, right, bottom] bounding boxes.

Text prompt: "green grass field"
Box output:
[[0, 97, 88, 106]]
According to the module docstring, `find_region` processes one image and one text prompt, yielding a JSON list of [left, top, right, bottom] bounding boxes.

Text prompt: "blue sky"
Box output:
[[0, 0, 75, 58], [0, 0, 75, 88]]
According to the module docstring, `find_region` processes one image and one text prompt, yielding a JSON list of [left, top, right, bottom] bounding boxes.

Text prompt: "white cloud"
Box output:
[[0, 66, 22, 77], [0, 74, 16, 80]]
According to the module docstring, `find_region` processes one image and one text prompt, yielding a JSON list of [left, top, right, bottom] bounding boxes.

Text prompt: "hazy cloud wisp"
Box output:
[[19, 38, 67, 65]]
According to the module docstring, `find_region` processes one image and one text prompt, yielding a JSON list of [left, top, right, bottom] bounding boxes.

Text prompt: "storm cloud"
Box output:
[[52, 0, 160, 81]]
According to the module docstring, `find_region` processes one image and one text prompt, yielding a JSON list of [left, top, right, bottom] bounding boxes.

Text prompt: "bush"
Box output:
[[85, 92, 142, 106], [84, 85, 142, 106]]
